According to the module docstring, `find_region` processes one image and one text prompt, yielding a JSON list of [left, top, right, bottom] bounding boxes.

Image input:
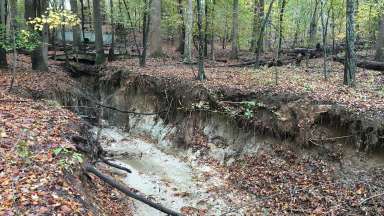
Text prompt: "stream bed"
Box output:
[[92, 127, 254, 216]]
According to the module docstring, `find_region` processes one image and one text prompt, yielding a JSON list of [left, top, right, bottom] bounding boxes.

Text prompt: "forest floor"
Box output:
[[0, 52, 383, 215], [0, 56, 133, 215]]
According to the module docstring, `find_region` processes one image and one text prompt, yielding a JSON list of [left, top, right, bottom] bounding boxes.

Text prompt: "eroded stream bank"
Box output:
[[52, 67, 384, 215]]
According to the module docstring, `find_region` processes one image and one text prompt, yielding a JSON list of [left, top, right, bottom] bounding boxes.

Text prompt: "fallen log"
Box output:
[[100, 159, 132, 173], [333, 56, 384, 71], [227, 58, 287, 67], [84, 164, 182, 216]]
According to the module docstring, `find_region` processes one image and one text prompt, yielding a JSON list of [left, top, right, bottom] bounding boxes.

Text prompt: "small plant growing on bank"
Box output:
[[53, 147, 83, 172], [243, 101, 256, 119], [16, 140, 32, 159]]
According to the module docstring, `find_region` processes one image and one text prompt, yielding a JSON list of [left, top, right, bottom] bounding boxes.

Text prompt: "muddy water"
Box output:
[[92, 127, 253, 216]]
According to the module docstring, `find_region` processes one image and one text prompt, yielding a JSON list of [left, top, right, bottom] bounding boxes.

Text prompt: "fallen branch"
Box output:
[[359, 192, 384, 205], [84, 164, 182, 216], [310, 135, 353, 142]]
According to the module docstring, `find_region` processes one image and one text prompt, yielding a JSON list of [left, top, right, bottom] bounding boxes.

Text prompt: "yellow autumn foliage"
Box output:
[[27, 8, 80, 31]]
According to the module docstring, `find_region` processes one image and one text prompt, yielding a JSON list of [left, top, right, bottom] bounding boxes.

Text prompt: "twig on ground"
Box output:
[[359, 192, 384, 205]]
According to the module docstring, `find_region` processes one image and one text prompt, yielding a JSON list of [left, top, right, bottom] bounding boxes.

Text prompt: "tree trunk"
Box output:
[[70, 0, 81, 54], [257, 0, 265, 52], [250, 0, 258, 51], [210, 0, 215, 60], [277, 0, 286, 60], [149, 0, 162, 57], [196, 0, 206, 80], [254, 0, 275, 68], [309, 0, 319, 47], [140, 0, 151, 66], [0, 0, 7, 67], [222, 8, 228, 50], [92, 0, 105, 64], [204, 1, 209, 57], [87, 0, 92, 29], [25, 0, 48, 71], [344, 0, 356, 86], [176, 0, 185, 54], [230, 0, 239, 59], [79, 0, 86, 41], [183, 0, 193, 63], [8, 0, 17, 90], [108, 0, 115, 61], [375, 16, 384, 61], [61, 0, 69, 64], [320, 0, 330, 79], [331, 0, 336, 55]]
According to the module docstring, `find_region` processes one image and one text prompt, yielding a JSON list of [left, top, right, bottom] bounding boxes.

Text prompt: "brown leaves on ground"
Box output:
[[224, 147, 384, 215], [0, 60, 133, 215], [0, 91, 85, 215]]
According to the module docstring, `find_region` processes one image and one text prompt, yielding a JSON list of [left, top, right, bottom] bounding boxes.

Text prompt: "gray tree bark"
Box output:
[[183, 0, 193, 63], [0, 0, 7, 67], [375, 16, 384, 61], [344, 0, 356, 86], [149, 0, 162, 57], [196, 0, 206, 80], [92, 0, 105, 64], [230, 0, 239, 59]]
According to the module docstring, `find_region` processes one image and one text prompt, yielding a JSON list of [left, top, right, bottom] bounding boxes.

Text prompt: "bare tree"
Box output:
[[344, 0, 356, 86], [183, 0, 193, 63], [196, 0, 206, 80], [230, 0, 239, 59]]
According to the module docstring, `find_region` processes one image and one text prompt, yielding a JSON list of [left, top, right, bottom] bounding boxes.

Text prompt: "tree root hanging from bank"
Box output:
[[84, 164, 183, 216]]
